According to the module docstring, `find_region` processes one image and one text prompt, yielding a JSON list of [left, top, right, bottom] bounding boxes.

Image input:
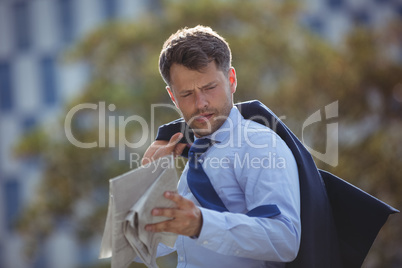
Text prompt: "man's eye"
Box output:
[[207, 86, 216, 90]]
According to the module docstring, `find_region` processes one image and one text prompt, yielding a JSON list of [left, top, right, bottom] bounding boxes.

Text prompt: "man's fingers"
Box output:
[[142, 140, 168, 165], [164, 191, 193, 209], [148, 133, 184, 162], [164, 191, 183, 203], [166, 132, 184, 149], [145, 220, 173, 233], [151, 207, 177, 218], [141, 132, 185, 165], [146, 193, 203, 236], [174, 143, 187, 157]]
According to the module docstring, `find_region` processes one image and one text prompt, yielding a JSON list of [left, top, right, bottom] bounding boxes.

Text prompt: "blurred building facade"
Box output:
[[0, 1, 151, 267], [0, 0, 400, 267]]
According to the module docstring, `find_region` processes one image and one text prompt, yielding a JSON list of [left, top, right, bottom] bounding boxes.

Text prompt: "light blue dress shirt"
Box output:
[[158, 107, 300, 268]]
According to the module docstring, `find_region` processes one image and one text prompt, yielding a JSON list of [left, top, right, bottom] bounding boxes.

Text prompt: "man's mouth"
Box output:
[[195, 113, 214, 123]]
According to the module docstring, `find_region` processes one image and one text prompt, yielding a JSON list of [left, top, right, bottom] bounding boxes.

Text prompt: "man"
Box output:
[[141, 25, 301, 267]]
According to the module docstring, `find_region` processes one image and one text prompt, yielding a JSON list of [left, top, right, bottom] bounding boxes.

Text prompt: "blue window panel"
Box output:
[[373, 0, 391, 4], [59, 0, 74, 43], [326, 0, 344, 10], [0, 151, 2, 182], [78, 242, 93, 266], [0, 62, 14, 112], [33, 243, 48, 268], [307, 17, 325, 36], [147, 0, 162, 10], [0, 244, 3, 268], [40, 57, 58, 106], [22, 116, 37, 132], [13, 1, 31, 50], [4, 180, 20, 230], [102, 0, 117, 19], [396, 4, 402, 18], [352, 10, 371, 25]]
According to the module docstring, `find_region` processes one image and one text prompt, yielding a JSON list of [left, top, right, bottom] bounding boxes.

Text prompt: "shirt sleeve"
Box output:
[[195, 131, 301, 262]]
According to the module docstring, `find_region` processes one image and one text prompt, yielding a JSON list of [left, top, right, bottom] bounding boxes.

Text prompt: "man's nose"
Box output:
[[195, 92, 208, 110]]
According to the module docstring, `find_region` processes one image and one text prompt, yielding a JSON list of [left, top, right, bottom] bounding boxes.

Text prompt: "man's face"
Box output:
[[167, 61, 237, 137]]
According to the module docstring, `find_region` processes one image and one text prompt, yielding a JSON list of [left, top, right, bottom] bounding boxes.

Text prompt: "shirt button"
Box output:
[[236, 250, 240, 255], [199, 159, 203, 164], [179, 256, 184, 261], [202, 240, 208, 245]]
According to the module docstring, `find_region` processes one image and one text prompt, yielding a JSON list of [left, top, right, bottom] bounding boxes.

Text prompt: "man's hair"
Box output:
[[159, 25, 232, 85]]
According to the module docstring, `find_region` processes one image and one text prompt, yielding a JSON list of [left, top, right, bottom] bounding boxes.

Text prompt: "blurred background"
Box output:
[[0, 0, 401, 267]]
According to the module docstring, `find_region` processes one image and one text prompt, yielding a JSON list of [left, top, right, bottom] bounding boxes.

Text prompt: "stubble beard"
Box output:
[[187, 100, 233, 138]]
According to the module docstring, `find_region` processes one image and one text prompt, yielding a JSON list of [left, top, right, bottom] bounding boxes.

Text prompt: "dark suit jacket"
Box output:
[[155, 100, 398, 267]]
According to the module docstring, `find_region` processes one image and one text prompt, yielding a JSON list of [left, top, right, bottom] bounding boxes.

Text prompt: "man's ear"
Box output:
[[166, 86, 178, 108], [228, 67, 237, 94]]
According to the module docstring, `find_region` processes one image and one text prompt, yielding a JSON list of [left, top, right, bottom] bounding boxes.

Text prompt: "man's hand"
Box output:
[[145, 191, 203, 237], [142, 132, 187, 165]]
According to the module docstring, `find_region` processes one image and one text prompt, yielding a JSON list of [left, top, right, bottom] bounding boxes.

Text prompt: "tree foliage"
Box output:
[[15, 0, 402, 266]]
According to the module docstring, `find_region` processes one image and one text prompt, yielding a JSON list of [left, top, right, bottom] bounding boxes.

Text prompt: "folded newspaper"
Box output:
[[99, 154, 179, 268]]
